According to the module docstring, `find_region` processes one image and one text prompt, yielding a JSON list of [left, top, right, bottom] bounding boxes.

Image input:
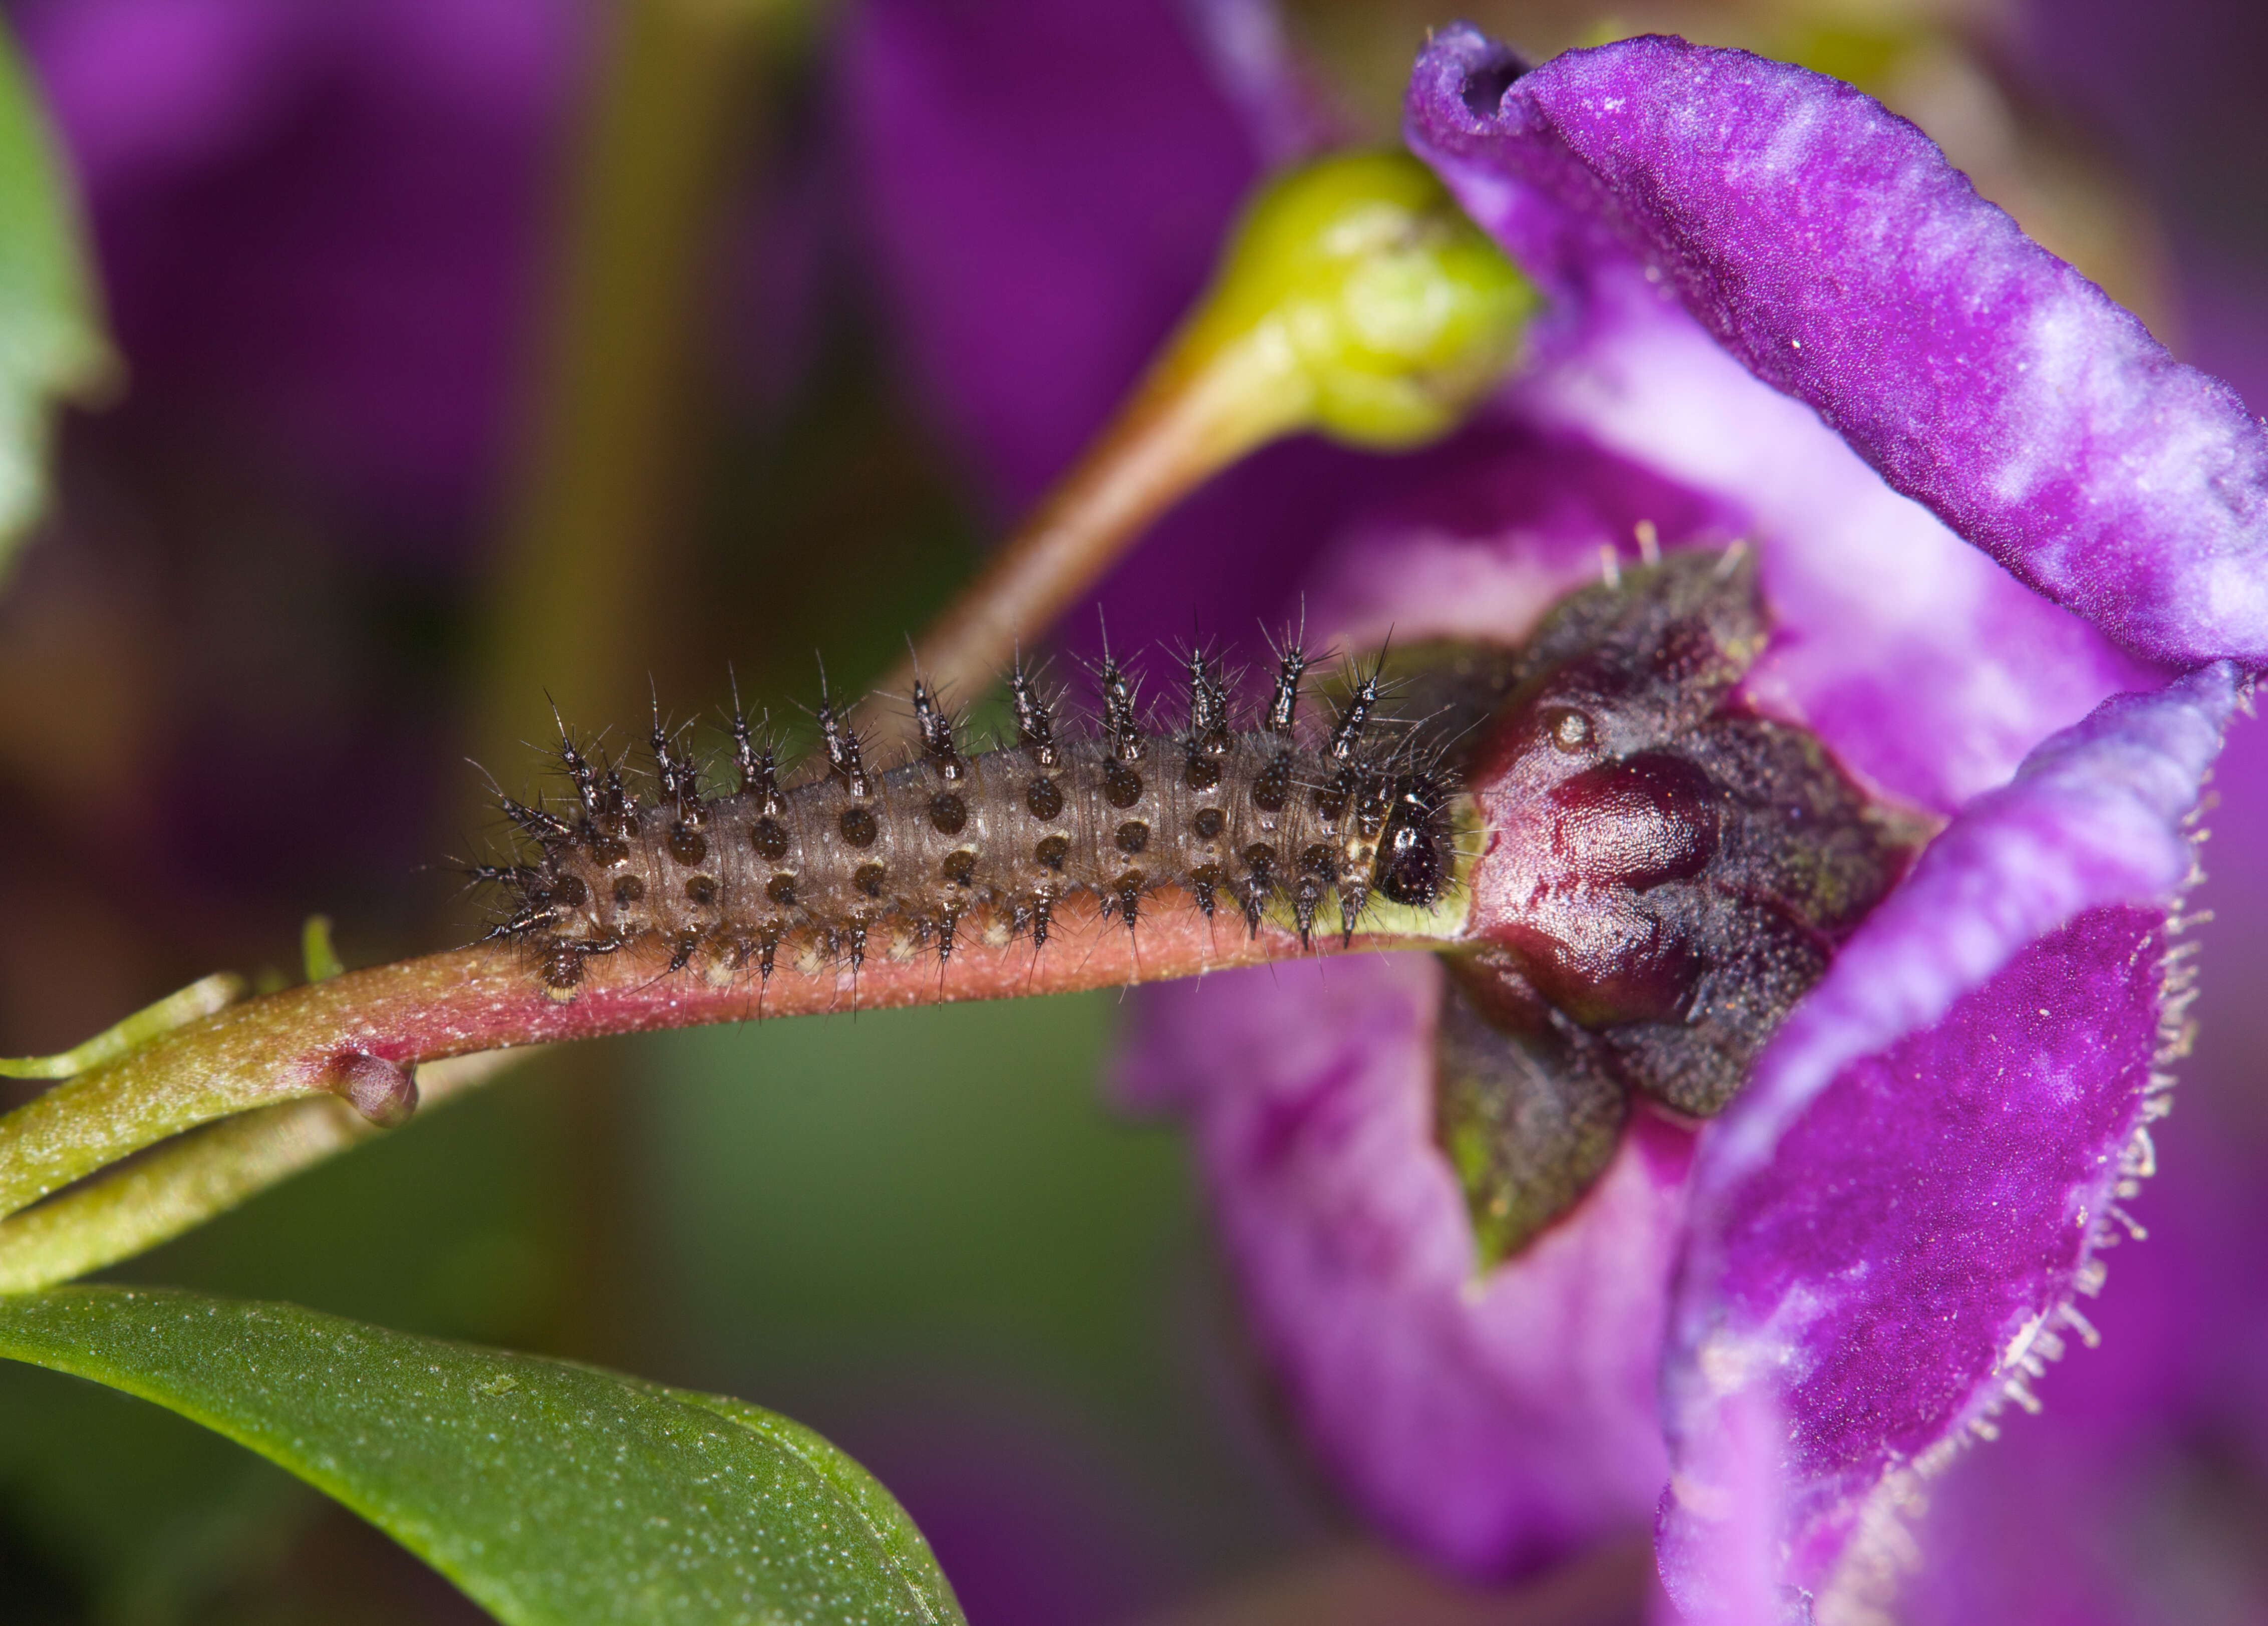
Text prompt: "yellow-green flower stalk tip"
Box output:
[[1168, 148, 1540, 452], [870, 149, 1540, 722]]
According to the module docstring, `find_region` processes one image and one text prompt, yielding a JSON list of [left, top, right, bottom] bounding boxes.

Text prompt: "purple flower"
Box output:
[[53, 0, 2253, 1610], [846, 9, 2268, 1612], [1224, 30, 2260, 1613], [1403, 35, 2264, 1613], [13, 0, 587, 535]]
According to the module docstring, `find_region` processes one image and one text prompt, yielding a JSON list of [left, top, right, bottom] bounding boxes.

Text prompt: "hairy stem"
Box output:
[[0, 132, 1525, 1291], [0, 892, 1467, 1288]]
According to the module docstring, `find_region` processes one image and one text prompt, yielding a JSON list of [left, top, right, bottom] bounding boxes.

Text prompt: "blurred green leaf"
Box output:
[[0, 1285, 965, 1626], [0, 21, 110, 571]]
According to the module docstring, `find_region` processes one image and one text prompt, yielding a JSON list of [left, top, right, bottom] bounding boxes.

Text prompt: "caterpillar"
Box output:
[[474, 549, 1915, 1257], [476, 642, 1458, 998]]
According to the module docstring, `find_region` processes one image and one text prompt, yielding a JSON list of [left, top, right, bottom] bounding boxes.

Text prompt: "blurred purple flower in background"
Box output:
[[838, 0, 1445, 668], [14, 0, 587, 538], [0, 0, 590, 979]]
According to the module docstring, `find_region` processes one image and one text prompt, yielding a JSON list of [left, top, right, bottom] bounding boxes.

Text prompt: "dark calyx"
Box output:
[[1442, 548, 1912, 1264]]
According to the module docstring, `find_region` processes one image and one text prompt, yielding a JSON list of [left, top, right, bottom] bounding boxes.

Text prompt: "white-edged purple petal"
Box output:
[[1502, 268, 2158, 813], [1406, 28, 2268, 671], [1660, 663, 2241, 1617]]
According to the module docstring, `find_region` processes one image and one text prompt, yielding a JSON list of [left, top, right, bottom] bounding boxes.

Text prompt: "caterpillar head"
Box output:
[[1373, 772, 1455, 908]]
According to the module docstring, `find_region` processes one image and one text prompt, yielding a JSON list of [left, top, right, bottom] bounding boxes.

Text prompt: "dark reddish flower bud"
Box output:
[[1442, 551, 1913, 1256]]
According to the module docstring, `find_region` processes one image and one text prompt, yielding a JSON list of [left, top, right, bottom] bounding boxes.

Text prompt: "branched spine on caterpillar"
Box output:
[[476, 641, 1458, 999]]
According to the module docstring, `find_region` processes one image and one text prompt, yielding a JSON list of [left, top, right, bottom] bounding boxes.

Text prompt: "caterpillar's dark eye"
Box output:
[[1374, 776, 1451, 906], [1541, 705, 1594, 753]]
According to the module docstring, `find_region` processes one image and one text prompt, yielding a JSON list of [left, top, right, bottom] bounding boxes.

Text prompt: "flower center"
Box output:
[[1436, 548, 1914, 1265]]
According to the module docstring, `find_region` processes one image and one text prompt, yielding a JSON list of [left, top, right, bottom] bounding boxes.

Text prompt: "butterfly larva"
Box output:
[[477, 642, 1456, 998]]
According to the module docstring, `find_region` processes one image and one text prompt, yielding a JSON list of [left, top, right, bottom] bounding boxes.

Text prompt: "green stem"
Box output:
[[473, 0, 787, 772], [0, 1050, 524, 1293], [866, 150, 1535, 736], [0, 973, 243, 1081]]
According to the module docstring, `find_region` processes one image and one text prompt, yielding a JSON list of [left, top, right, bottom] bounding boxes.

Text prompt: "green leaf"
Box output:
[[0, 1285, 965, 1626], [0, 20, 111, 571]]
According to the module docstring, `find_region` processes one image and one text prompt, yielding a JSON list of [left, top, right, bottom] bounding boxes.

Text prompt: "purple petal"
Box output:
[[1367, 32, 2157, 815], [1300, 413, 1744, 653], [1304, 288, 2154, 812], [1900, 709, 2268, 1625], [1660, 664, 2240, 1615], [1502, 272, 2157, 813], [1714, 661, 2236, 1180], [1651, 1385, 1785, 1626], [1119, 952, 1689, 1578], [1405, 29, 2268, 670]]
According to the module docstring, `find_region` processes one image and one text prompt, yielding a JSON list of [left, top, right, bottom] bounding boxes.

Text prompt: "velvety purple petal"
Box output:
[[1405, 28, 2268, 670], [1900, 707, 2268, 1625], [1119, 952, 1688, 1579], [1659, 664, 2240, 1616], [1304, 272, 2153, 813], [2013, 21, 2268, 1589], [1713, 661, 2236, 1182], [19, 0, 586, 529], [1505, 268, 2157, 814], [1300, 412, 1743, 654], [1667, 906, 2174, 1621], [1319, 28, 2156, 815]]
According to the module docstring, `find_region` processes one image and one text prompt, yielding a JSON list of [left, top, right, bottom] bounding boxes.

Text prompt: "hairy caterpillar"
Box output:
[[477, 641, 1458, 998], [468, 548, 1915, 1256]]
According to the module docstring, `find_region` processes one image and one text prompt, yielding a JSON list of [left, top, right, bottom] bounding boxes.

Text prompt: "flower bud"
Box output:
[[878, 151, 1540, 724], [1168, 148, 1540, 452], [1437, 551, 1914, 1252]]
